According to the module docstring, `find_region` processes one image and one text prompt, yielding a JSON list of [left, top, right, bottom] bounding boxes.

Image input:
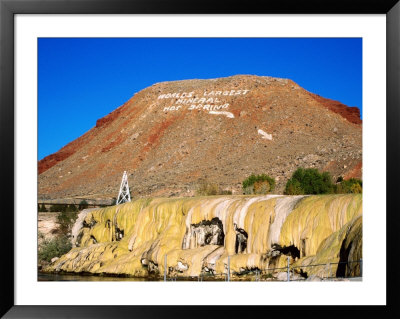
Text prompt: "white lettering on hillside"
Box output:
[[157, 89, 250, 100], [158, 92, 194, 99], [158, 88, 251, 117]]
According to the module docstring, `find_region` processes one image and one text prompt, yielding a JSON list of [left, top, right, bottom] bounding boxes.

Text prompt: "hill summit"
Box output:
[[38, 75, 362, 200]]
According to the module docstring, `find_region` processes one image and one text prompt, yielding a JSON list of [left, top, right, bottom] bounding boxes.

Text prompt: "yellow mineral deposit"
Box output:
[[47, 194, 362, 279]]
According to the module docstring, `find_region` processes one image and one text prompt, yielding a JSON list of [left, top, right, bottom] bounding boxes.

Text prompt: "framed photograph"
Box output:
[[1, 0, 399, 317]]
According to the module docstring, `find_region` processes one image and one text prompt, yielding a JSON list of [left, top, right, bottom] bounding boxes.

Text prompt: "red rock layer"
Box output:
[[308, 92, 362, 125]]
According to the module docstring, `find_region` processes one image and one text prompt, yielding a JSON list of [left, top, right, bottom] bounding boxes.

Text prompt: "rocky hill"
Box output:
[[38, 75, 362, 200]]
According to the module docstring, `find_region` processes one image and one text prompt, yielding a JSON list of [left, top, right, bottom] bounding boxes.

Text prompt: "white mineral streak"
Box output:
[[246, 254, 259, 268], [268, 196, 305, 247], [182, 207, 194, 249], [258, 129, 273, 140], [71, 208, 96, 247], [236, 195, 282, 254], [235, 197, 262, 229], [209, 111, 235, 118], [213, 198, 235, 232], [203, 246, 225, 270]]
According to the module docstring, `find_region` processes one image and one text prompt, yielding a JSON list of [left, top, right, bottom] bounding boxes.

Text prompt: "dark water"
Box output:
[[38, 271, 361, 282], [38, 272, 156, 281], [38, 272, 229, 281]]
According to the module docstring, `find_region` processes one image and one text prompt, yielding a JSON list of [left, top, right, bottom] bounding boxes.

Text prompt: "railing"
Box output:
[[163, 254, 363, 282], [290, 259, 363, 281]]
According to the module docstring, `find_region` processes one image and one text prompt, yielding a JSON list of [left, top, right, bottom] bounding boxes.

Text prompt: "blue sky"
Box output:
[[38, 38, 362, 160]]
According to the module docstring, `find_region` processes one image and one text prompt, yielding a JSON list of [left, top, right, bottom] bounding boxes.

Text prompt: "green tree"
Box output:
[[284, 168, 335, 195]]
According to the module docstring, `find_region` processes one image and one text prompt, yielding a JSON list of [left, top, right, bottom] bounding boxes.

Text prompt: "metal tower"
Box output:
[[117, 171, 131, 204]]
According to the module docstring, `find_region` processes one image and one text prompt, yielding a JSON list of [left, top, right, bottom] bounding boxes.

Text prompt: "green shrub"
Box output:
[[49, 204, 67, 212], [253, 180, 271, 194], [336, 178, 362, 194], [284, 179, 304, 195], [242, 174, 275, 195], [284, 168, 335, 195], [38, 235, 72, 263], [243, 185, 254, 195], [78, 199, 89, 210], [65, 204, 78, 212], [350, 183, 362, 193], [57, 210, 78, 235]]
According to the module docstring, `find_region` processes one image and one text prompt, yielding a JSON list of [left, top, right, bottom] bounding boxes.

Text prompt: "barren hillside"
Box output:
[[38, 75, 362, 200]]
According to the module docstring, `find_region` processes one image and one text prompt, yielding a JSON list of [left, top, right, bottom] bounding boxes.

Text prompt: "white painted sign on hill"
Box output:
[[158, 89, 250, 116]]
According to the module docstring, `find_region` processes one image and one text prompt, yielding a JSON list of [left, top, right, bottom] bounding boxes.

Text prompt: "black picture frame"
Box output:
[[1, 0, 399, 318]]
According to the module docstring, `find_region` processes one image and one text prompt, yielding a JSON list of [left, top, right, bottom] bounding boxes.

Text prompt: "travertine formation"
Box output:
[[38, 75, 362, 200], [47, 194, 362, 279]]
